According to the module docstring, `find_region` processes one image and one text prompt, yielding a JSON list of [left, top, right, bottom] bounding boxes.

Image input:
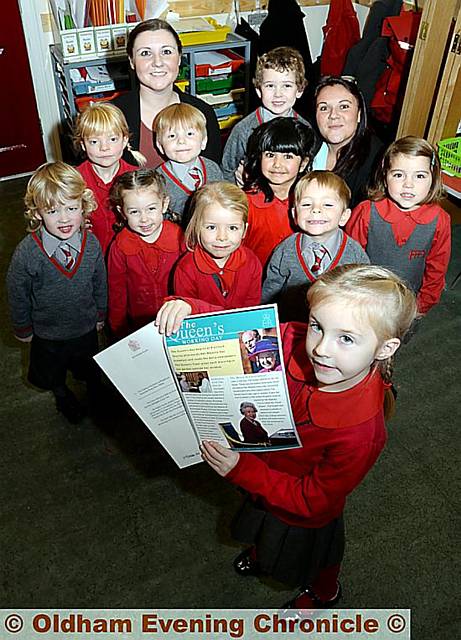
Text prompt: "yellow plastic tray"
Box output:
[[218, 114, 242, 130], [174, 79, 190, 92], [178, 19, 231, 47]]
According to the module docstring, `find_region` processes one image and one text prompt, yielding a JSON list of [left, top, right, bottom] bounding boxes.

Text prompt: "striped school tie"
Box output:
[[61, 244, 75, 270], [311, 246, 327, 273], [189, 167, 202, 189]]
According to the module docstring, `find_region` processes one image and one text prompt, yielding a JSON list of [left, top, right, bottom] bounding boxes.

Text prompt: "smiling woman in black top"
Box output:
[[113, 19, 221, 169]]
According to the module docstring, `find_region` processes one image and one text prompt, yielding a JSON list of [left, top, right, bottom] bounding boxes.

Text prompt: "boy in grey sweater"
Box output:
[[262, 171, 369, 321], [6, 162, 107, 423], [153, 103, 223, 227], [222, 47, 309, 184]]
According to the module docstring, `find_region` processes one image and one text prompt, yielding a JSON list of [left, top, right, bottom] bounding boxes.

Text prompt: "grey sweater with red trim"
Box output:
[[6, 231, 107, 340], [157, 157, 223, 225], [262, 231, 369, 321]]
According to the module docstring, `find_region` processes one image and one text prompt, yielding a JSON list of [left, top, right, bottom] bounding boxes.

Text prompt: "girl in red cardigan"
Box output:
[[158, 182, 262, 325], [242, 117, 317, 267], [75, 102, 144, 256], [200, 264, 417, 610], [107, 169, 184, 338]]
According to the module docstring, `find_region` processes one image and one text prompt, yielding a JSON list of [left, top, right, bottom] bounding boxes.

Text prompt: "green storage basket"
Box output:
[[438, 137, 461, 178]]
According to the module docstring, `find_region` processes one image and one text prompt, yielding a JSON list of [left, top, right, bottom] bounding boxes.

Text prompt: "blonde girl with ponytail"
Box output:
[[200, 263, 417, 611]]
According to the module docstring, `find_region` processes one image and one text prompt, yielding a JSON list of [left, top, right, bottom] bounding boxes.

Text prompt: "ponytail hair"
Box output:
[[307, 264, 418, 419], [110, 168, 168, 228]]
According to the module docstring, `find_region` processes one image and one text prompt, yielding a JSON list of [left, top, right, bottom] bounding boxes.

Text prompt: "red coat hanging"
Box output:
[[371, 8, 422, 124], [320, 0, 360, 77]]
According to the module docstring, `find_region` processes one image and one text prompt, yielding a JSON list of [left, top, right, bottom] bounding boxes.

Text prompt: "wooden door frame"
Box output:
[[397, 0, 460, 139], [427, 5, 461, 142]]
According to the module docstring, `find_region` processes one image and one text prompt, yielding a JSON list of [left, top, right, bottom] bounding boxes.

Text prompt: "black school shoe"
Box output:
[[283, 582, 342, 610], [55, 388, 86, 424], [233, 547, 261, 576]]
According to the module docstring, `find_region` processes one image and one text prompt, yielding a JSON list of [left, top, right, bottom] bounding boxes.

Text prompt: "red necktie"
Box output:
[[311, 246, 327, 273], [189, 167, 202, 190], [61, 244, 75, 270]]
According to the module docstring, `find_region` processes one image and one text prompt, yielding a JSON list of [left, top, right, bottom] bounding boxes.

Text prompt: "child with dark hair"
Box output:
[[222, 46, 308, 184], [347, 136, 451, 314], [107, 168, 184, 338], [242, 117, 317, 267]]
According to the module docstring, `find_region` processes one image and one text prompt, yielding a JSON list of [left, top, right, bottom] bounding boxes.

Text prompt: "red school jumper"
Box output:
[[78, 159, 137, 255], [227, 322, 388, 528], [243, 190, 296, 268], [173, 246, 262, 313], [108, 221, 184, 338]]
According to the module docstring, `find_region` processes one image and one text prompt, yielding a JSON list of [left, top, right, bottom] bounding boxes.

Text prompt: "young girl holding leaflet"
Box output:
[[347, 136, 451, 314], [157, 182, 262, 326], [242, 117, 317, 267], [75, 102, 144, 255], [107, 169, 184, 338], [198, 264, 417, 609]]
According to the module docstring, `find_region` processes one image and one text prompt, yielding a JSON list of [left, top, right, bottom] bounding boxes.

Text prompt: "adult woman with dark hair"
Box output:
[[113, 19, 221, 169], [311, 76, 384, 207]]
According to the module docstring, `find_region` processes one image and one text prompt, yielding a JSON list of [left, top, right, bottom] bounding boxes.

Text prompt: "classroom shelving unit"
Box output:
[[50, 31, 251, 159]]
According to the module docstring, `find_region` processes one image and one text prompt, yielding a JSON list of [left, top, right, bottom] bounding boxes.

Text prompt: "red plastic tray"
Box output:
[[195, 49, 244, 78]]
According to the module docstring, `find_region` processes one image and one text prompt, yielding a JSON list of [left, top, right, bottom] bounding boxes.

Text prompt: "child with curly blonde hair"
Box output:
[[6, 162, 107, 423]]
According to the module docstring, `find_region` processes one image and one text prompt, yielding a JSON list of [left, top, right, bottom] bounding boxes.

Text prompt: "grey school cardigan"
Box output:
[[261, 231, 370, 322], [6, 230, 107, 340]]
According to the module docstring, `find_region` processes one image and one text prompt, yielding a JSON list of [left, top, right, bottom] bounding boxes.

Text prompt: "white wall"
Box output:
[[21, 2, 370, 162]]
